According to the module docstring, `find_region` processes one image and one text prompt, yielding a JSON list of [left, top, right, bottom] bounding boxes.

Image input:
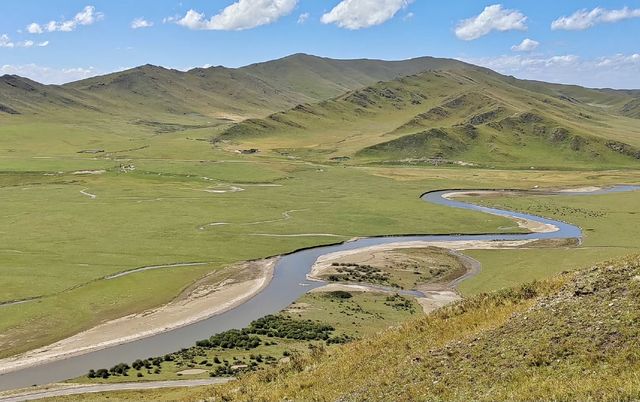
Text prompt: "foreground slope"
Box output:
[[152, 255, 639, 401]]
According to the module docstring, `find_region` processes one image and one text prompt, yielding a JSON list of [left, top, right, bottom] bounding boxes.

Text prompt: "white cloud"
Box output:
[[552, 6, 640, 31], [595, 53, 640, 67], [26, 23, 43, 34], [462, 53, 640, 89], [0, 34, 49, 49], [0, 34, 14, 48], [403, 12, 415, 21], [0, 64, 99, 84], [297, 12, 310, 24], [511, 38, 539, 52], [455, 4, 527, 41], [131, 17, 154, 29], [27, 5, 104, 34], [321, 0, 412, 30], [175, 0, 297, 31]]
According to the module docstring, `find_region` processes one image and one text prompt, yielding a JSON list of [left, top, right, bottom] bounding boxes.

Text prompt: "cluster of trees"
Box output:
[[131, 357, 163, 370], [196, 329, 262, 350], [385, 294, 415, 313], [87, 369, 110, 379], [328, 262, 391, 285], [246, 315, 335, 341], [86, 315, 356, 382], [326, 333, 354, 345], [87, 362, 131, 379], [87, 354, 173, 379], [325, 290, 353, 299]]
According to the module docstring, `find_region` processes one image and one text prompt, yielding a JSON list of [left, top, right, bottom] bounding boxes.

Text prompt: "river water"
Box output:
[[0, 186, 637, 391]]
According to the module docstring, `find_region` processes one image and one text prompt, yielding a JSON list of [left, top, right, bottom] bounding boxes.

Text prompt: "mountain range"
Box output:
[[1, 53, 639, 168]]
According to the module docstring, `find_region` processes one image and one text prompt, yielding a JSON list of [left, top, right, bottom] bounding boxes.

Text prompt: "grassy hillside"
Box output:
[[1, 54, 470, 122], [97, 255, 640, 401], [239, 53, 468, 102], [0, 75, 100, 116], [216, 67, 640, 169]]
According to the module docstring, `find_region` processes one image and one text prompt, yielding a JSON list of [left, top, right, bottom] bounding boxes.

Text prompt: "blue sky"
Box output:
[[1, 0, 639, 88]]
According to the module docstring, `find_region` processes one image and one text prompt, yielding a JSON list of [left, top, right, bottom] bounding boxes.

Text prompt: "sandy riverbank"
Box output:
[[307, 239, 535, 282], [0, 259, 276, 376]]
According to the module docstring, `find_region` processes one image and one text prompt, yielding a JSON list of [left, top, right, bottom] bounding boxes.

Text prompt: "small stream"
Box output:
[[0, 185, 637, 391]]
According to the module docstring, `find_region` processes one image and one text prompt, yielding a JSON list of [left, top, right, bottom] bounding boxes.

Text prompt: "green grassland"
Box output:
[[1, 120, 639, 357], [458, 189, 640, 295], [1, 54, 639, 370]]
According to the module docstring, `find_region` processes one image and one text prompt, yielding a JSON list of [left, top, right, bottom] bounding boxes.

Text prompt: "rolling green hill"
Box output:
[[3, 54, 638, 169], [215, 65, 640, 169], [1, 54, 471, 122]]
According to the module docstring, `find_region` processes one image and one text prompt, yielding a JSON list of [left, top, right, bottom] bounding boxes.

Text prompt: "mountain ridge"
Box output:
[[0, 54, 475, 120], [3, 53, 637, 120]]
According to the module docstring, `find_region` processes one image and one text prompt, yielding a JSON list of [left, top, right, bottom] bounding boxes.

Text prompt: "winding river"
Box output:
[[0, 186, 638, 391]]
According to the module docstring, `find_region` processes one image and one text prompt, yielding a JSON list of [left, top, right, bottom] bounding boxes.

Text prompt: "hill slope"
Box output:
[[0, 75, 101, 116], [216, 66, 640, 169], [181, 255, 640, 401], [1, 54, 472, 121]]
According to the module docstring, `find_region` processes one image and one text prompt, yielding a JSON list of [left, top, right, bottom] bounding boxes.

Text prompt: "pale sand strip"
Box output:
[[442, 190, 559, 233], [0, 259, 276, 375]]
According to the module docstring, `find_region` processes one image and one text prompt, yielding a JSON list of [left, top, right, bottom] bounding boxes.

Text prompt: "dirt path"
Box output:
[[0, 259, 276, 376], [0, 378, 232, 402], [199, 209, 307, 230], [105, 262, 210, 280], [79, 189, 96, 199]]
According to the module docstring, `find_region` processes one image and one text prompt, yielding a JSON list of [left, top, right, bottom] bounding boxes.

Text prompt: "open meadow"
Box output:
[[2, 113, 639, 359]]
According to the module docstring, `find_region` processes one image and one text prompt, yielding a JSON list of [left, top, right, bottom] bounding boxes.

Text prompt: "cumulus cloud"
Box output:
[[27, 5, 103, 34], [321, 0, 412, 30], [461, 53, 640, 89], [297, 12, 310, 24], [511, 38, 539, 52], [131, 18, 154, 29], [26, 23, 43, 34], [0, 64, 99, 84], [552, 7, 640, 31], [0, 34, 49, 48], [174, 0, 297, 31], [455, 4, 527, 40]]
